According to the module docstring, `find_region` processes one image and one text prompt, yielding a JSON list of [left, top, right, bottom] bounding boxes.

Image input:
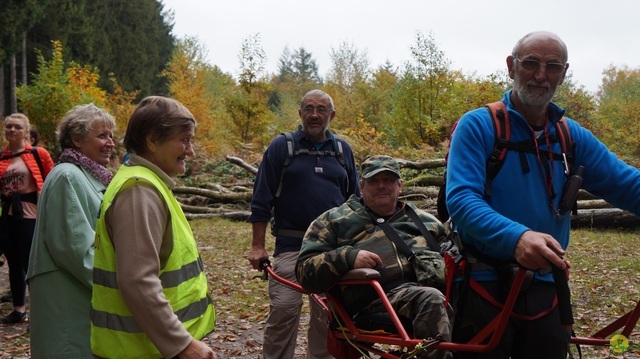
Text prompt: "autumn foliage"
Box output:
[[11, 36, 640, 168]]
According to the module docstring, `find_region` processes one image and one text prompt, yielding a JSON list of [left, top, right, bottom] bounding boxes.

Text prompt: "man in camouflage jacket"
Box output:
[[296, 155, 452, 359]]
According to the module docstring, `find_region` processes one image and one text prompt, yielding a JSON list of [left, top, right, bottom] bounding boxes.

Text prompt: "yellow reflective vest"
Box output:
[[90, 165, 215, 358]]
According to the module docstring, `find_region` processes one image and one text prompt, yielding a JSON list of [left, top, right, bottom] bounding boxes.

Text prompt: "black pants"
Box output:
[[2, 217, 36, 307], [451, 280, 570, 359]]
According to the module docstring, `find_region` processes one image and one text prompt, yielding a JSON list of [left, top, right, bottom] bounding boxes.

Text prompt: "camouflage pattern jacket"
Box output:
[[296, 194, 446, 311]]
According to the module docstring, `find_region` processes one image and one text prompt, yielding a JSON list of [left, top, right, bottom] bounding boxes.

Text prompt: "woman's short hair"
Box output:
[[124, 96, 196, 155], [58, 103, 116, 149]]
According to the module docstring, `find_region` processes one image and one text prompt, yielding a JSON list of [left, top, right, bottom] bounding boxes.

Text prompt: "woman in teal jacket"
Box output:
[[27, 104, 115, 358]]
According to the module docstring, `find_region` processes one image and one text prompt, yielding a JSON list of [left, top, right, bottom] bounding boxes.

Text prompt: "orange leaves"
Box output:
[[66, 64, 107, 106]]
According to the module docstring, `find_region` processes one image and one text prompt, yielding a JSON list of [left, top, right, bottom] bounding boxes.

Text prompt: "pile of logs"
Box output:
[[175, 156, 640, 228]]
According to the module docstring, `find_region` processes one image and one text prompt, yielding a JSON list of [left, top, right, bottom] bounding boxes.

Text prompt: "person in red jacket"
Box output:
[[0, 113, 53, 324]]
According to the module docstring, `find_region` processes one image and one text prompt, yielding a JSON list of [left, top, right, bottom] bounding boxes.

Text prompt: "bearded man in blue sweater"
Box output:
[[446, 31, 640, 358]]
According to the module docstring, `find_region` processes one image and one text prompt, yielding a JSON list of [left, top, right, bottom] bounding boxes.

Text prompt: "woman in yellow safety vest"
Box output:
[[91, 96, 216, 359]]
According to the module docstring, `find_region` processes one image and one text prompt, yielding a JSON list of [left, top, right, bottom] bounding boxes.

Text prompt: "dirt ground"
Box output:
[[0, 259, 309, 359], [0, 259, 29, 359]]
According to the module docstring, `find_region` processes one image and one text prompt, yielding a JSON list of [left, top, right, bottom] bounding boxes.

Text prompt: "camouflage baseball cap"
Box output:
[[361, 155, 401, 179]]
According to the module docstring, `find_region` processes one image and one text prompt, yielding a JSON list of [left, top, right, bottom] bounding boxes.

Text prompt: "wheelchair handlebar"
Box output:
[[257, 257, 308, 294]]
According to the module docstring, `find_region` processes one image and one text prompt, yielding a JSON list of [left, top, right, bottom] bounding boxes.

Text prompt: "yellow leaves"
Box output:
[[165, 38, 230, 158], [67, 66, 100, 89], [67, 64, 107, 106], [590, 65, 640, 162], [104, 80, 139, 147]]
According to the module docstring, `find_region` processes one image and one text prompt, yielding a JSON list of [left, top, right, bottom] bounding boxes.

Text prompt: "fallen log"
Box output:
[[403, 176, 444, 187], [226, 155, 258, 175], [403, 186, 440, 198], [174, 186, 252, 203], [179, 204, 233, 214], [185, 211, 250, 221], [571, 208, 640, 228], [396, 158, 446, 169], [577, 199, 612, 209], [182, 156, 640, 228], [204, 183, 234, 194]]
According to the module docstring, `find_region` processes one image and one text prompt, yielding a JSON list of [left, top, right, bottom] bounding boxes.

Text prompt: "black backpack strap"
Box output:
[[333, 135, 346, 168], [0, 152, 19, 161], [333, 135, 349, 192], [0, 148, 44, 175], [282, 132, 295, 166], [404, 205, 442, 252], [275, 131, 349, 199], [436, 176, 449, 222], [275, 132, 295, 198], [31, 147, 44, 175], [365, 207, 413, 260]]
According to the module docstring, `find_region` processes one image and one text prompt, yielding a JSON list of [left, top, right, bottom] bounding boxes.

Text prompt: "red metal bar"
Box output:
[[262, 262, 307, 294], [621, 299, 640, 338], [259, 262, 640, 357], [575, 298, 640, 344]]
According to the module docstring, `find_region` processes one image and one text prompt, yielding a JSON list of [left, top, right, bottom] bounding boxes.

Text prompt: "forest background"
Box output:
[[2, 2, 640, 357], [2, 0, 640, 176]]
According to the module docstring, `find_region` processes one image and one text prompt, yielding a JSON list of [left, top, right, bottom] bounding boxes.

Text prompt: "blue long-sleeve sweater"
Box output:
[[250, 126, 360, 255], [446, 90, 640, 281]]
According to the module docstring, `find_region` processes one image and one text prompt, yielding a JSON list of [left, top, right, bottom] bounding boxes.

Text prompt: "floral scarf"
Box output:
[[58, 148, 113, 187]]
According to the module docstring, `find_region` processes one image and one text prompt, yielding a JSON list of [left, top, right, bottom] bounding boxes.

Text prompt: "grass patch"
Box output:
[[3, 219, 635, 357], [568, 228, 640, 358], [191, 218, 273, 324]]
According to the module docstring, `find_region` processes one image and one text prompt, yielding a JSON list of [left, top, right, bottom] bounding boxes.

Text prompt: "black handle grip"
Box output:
[[259, 258, 271, 271], [552, 264, 573, 325], [560, 165, 584, 212]]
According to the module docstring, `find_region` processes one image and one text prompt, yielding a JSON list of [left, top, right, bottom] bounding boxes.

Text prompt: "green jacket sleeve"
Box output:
[[295, 217, 359, 294]]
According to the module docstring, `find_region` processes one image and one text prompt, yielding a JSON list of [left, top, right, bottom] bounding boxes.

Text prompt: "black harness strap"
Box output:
[[275, 131, 347, 199], [0, 147, 44, 175], [485, 102, 573, 196], [365, 203, 441, 257]]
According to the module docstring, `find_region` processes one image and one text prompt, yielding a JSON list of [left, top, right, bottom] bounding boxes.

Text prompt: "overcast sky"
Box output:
[[161, 0, 638, 94]]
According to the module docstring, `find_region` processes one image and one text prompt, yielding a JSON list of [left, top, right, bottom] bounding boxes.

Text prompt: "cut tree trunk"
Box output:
[[173, 156, 640, 228]]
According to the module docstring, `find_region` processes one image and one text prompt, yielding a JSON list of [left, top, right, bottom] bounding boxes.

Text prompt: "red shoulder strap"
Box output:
[[483, 101, 510, 196], [554, 117, 573, 174], [485, 101, 510, 161], [555, 118, 572, 155]]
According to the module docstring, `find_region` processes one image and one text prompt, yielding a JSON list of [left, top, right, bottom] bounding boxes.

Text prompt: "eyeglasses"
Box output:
[[515, 58, 566, 74], [301, 107, 331, 116]]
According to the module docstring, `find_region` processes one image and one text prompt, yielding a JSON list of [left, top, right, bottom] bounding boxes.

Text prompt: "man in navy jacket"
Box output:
[[248, 89, 360, 358]]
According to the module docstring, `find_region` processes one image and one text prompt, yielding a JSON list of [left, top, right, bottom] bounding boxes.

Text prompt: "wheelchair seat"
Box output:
[[328, 268, 414, 334]]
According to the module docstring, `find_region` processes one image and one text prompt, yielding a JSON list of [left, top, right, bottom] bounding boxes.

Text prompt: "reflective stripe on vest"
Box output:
[[91, 165, 215, 358], [94, 257, 206, 289], [91, 296, 213, 333]]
